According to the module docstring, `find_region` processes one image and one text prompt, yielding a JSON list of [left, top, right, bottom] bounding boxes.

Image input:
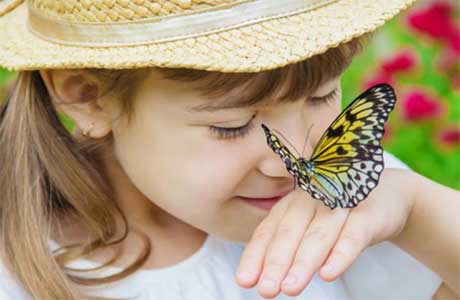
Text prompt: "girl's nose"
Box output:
[[255, 98, 315, 177], [257, 150, 293, 178], [256, 122, 312, 179]]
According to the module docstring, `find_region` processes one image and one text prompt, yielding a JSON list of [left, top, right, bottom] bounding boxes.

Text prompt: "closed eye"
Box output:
[[208, 114, 257, 140], [308, 87, 340, 105]]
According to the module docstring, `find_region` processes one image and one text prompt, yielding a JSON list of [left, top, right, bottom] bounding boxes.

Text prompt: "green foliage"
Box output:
[[0, 68, 16, 85], [342, 3, 460, 189]]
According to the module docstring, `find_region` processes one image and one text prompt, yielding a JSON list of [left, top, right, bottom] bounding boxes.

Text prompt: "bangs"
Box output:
[[156, 34, 370, 112]]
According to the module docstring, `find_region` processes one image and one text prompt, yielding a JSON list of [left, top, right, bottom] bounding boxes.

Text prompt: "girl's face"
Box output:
[[107, 69, 342, 242]]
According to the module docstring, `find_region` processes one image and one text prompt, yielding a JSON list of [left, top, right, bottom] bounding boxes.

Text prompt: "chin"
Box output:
[[222, 234, 251, 244], [210, 201, 267, 243]]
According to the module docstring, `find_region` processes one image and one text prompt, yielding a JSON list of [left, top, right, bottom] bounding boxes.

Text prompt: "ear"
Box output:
[[39, 69, 113, 140]]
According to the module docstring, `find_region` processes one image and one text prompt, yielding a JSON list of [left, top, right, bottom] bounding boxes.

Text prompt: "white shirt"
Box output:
[[0, 151, 443, 299]]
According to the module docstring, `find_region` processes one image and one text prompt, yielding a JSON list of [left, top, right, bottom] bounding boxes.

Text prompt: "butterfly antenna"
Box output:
[[301, 124, 314, 158], [271, 127, 301, 157]]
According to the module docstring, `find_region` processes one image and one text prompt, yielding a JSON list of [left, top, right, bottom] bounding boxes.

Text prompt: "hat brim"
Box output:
[[0, 0, 416, 73]]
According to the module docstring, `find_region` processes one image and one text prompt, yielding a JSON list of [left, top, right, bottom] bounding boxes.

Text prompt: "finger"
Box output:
[[256, 190, 317, 298], [319, 210, 372, 282], [281, 204, 349, 296], [236, 195, 290, 288]]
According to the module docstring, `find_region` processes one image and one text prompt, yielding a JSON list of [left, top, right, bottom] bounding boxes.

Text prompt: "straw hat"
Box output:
[[0, 0, 416, 73]]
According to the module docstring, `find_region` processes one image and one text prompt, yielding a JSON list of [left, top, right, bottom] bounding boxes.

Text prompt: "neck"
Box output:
[[50, 142, 207, 270]]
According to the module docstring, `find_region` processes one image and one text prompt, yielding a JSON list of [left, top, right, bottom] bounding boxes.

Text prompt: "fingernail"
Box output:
[[282, 273, 297, 286], [322, 262, 336, 275], [260, 278, 276, 289], [237, 271, 252, 281]]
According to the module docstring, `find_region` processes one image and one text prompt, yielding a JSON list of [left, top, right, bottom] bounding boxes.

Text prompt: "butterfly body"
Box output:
[[299, 159, 345, 207], [261, 84, 396, 209]]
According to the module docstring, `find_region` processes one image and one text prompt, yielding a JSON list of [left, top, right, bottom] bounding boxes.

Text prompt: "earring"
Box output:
[[82, 122, 95, 137]]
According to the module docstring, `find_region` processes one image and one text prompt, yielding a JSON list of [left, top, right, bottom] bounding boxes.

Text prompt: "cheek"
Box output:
[[146, 144, 255, 233], [177, 143, 252, 200], [309, 101, 341, 144], [117, 127, 251, 215]]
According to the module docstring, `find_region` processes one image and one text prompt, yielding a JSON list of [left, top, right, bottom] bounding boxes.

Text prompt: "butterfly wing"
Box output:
[[262, 123, 345, 208], [261, 124, 304, 180], [308, 83, 396, 208]]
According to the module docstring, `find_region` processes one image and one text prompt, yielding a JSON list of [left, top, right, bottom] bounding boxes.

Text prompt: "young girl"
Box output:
[[0, 0, 458, 300]]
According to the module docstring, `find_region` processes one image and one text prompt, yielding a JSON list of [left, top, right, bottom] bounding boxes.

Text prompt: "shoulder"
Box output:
[[383, 150, 410, 170], [433, 283, 458, 300]]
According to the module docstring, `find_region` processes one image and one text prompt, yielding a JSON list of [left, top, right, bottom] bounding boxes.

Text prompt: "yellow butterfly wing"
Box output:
[[308, 83, 396, 208]]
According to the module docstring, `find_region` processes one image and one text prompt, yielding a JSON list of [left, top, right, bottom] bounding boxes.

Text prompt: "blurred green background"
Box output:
[[1, 1, 459, 189], [343, 0, 460, 189]]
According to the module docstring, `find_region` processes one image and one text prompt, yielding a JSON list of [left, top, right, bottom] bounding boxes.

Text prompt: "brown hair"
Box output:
[[0, 33, 371, 300]]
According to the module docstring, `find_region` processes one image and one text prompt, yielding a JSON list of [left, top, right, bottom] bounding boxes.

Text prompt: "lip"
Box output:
[[238, 190, 292, 211]]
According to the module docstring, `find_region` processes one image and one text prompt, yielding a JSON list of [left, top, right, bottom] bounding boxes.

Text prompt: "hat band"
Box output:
[[27, 0, 338, 47]]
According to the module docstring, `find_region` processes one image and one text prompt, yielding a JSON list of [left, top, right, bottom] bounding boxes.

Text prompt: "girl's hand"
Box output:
[[235, 168, 416, 299]]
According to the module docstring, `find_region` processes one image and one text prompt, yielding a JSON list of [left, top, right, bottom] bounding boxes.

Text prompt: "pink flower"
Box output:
[[402, 90, 443, 121], [407, 2, 453, 40], [439, 128, 460, 145], [408, 1, 460, 55], [363, 73, 394, 90], [380, 51, 417, 75]]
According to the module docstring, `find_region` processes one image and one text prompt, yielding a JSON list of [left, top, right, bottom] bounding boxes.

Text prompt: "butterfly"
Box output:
[[261, 83, 396, 209]]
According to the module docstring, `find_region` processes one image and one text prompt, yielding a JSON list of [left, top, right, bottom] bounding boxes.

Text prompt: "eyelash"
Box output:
[[208, 87, 339, 140], [209, 114, 256, 140], [308, 87, 339, 105]]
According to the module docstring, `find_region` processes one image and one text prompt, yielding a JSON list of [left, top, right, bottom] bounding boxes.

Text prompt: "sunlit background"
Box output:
[[1, 0, 459, 189]]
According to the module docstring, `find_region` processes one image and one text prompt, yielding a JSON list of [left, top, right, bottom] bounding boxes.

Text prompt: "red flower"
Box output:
[[402, 90, 443, 121], [408, 1, 460, 54], [363, 51, 417, 91], [440, 128, 460, 145], [407, 2, 453, 40], [381, 51, 417, 75], [363, 73, 394, 90]]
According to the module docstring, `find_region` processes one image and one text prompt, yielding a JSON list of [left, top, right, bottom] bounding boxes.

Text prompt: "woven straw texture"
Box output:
[[0, 0, 416, 72], [31, 0, 240, 21]]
